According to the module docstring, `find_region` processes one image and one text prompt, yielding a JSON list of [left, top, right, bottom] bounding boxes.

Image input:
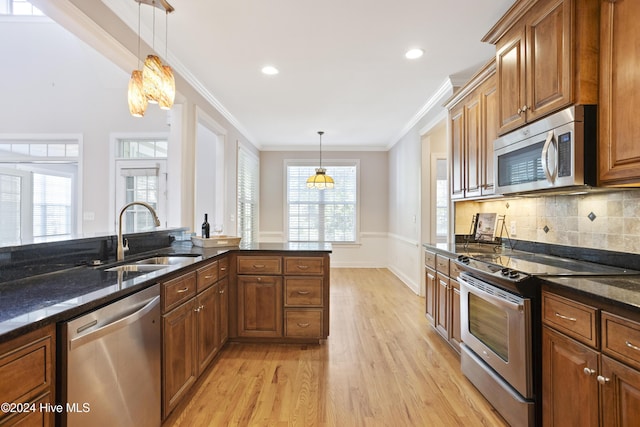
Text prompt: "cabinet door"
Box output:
[[435, 273, 449, 339], [481, 79, 497, 196], [450, 104, 465, 199], [465, 94, 482, 198], [599, 0, 640, 185], [163, 299, 197, 418], [526, 0, 571, 123], [601, 355, 640, 426], [196, 284, 219, 375], [425, 267, 436, 323], [449, 279, 461, 354], [496, 25, 526, 135], [237, 275, 283, 338], [218, 277, 229, 346], [542, 326, 599, 427]]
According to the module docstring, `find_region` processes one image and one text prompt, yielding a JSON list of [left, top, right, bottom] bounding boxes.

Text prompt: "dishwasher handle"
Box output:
[[69, 295, 160, 351]]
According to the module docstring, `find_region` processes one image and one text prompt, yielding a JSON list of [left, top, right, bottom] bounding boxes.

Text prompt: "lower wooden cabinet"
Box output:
[[237, 275, 283, 338], [0, 325, 55, 427], [161, 257, 229, 420], [542, 288, 640, 426]]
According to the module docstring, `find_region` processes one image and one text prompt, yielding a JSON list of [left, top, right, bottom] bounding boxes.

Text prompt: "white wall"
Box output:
[[260, 150, 388, 267]]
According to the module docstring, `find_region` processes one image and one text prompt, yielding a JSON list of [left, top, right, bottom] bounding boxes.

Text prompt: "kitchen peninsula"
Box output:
[[0, 230, 331, 425]]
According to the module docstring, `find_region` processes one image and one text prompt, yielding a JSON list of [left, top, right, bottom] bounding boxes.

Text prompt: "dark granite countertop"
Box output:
[[423, 241, 640, 313], [0, 241, 332, 344]]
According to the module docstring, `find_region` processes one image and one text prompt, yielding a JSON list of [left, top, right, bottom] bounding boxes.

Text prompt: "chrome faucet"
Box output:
[[117, 201, 161, 261]]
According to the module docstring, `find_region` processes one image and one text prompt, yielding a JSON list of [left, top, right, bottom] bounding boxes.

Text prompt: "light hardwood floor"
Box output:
[[164, 268, 508, 426]]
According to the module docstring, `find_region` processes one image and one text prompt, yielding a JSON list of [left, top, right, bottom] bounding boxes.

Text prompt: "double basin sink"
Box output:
[[103, 254, 202, 273]]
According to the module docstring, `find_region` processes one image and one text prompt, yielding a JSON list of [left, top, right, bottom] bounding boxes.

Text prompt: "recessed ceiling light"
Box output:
[[261, 65, 279, 75], [405, 48, 424, 60]]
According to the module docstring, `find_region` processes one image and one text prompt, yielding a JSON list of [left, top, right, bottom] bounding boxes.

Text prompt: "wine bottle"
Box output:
[[201, 213, 210, 238]]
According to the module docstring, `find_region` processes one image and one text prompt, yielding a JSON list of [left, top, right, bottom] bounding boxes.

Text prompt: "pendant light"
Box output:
[[127, 1, 147, 117], [306, 131, 334, 190], [128, 0, 175, 117]]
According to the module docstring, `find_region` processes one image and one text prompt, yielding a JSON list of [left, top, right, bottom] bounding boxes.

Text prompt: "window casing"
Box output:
[[286, 161, 358, 243]]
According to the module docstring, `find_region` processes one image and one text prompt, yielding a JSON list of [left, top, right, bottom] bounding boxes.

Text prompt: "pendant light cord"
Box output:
[[318, 131, 324, 169]]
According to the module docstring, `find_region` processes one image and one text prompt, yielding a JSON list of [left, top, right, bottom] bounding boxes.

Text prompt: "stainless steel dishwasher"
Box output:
[[61, 284, 161, 427]]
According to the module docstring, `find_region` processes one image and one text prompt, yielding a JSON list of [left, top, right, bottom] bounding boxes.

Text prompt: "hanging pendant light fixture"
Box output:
[[127, 1, 147, 117], [306, 131, 334, 190], [128, 0, 175, 117]]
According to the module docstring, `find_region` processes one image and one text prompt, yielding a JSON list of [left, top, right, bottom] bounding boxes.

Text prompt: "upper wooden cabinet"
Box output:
[[447, 60, 497, 200], [484, 0, 599, 135], [598, 0, 640, 186]]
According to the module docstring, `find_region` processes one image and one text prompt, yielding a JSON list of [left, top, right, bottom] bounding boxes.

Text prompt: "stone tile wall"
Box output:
[[454, 189, 640, 254]]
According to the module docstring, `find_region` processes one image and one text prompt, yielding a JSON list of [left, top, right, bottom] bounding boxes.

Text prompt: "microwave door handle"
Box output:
[[541, 131, 557, 183]]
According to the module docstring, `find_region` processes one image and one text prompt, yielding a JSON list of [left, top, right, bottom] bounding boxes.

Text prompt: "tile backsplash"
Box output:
[[455, 189, 640, 254]]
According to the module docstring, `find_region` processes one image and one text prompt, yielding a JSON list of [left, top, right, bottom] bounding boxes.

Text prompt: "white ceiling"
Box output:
[[107, 0, 514, 150]]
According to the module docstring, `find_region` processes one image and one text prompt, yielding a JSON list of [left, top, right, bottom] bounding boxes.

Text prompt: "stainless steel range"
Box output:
[[454, 251, 638, 427]]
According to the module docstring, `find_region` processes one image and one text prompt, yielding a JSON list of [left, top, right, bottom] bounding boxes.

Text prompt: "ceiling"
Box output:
[[105, 0, 514, 150]]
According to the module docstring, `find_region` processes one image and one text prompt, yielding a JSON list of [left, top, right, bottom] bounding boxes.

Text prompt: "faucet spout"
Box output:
[[117, 201, 161, 261]]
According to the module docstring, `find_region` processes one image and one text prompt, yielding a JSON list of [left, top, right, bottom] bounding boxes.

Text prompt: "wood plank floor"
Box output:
[[164, 268, 508, 426]]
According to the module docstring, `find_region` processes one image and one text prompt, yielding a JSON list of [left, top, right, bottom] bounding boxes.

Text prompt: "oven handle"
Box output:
[[458, 275, 524, 312], [541, 130, 557, 184]]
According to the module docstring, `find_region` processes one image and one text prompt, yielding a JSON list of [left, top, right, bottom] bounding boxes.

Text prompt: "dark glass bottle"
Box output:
[[201, 213, 210, 238]]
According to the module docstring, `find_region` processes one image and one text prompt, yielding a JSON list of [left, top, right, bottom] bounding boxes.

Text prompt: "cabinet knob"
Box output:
[[583, 368, 596, 376], [521, 105, 528, 112], [597, 375, 610, 385]]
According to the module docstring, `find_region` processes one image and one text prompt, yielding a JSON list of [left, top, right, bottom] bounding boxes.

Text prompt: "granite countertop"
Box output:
[[0, 241, 332, 344], [422, 241, 640, 313]]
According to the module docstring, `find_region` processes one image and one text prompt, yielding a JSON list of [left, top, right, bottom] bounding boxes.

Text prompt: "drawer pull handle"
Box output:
[[204, 275, 214, 279], [220, 267, 227, 271], [626, 340, 640, 352], [296, 322, 310, 328], [583, 368, 596, 376], [253, 264, 265, 269], [176, 287, 190, 293], [296, 291, 311, 295], [555, 312, 577, 322], [297, 265, 310, 270]]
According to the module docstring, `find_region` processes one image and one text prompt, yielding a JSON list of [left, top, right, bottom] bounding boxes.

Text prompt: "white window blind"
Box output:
[[0, 173, 22, 245], [237, 146, 259, 243], [287, 164, 357, 242], [32, 173, 72, 239]]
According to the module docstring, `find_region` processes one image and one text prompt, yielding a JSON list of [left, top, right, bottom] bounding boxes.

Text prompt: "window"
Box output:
[[0, 0, 43, 15], [115, 139, 167, 233], [0, 138, 79, 245], [237, 145, 259, 243], [435, 158, 448, 242], [286, 162, 357, 243]]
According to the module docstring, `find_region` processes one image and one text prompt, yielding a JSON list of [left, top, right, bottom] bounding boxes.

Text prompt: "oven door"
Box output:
[[459, 274, 533, 398]]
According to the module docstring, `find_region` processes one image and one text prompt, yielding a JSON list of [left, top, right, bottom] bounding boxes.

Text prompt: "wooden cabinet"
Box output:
[[447, 60, 497, 200], [541, 288, 640, 426], [424, 249, 461, 354], [234, 253, 330, 342], [484, 0, 599, 135], [0, 325, 55, 427], [598, 0, 640, 185], [161, 256, 229, 419]]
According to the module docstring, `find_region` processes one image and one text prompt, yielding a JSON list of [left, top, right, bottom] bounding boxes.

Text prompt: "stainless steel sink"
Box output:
[[134, 256, 195, 265], [104, 264, 169, 273]]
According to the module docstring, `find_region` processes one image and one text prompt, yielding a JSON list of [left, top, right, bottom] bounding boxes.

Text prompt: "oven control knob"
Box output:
[[458, 255, 470, 264], [509, 270, 520, 279], [501, 268, 510, 276]]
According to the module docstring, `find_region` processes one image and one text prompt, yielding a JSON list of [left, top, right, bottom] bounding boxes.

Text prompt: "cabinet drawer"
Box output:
[[284, 278, 323, 306], [602, 312, 640, 371], [218, 256, 229, 278], [162, 272, 197, 312], [424, 250, 436, 269], [284, 310, 323, 338], [435, 255, 450, 276], [196, 261, 218, 292], [284, 257, 323, 275], [237, 256, 282, 275], [0, 326, 54, 416], [450, 261, 463, 281], [542, 291, 598, 347]]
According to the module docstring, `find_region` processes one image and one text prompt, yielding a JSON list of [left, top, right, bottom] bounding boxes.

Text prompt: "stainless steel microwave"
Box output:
[[494, 105, 597, 195]]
